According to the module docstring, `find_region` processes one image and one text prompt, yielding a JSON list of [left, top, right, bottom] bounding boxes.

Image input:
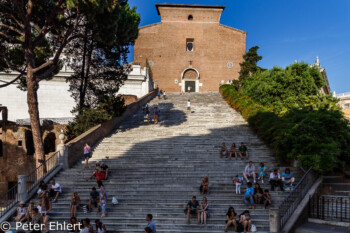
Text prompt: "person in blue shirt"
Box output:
[[146, 214, 156, 233], [282, 168, 295, 188], [243, 182, 255, 209]]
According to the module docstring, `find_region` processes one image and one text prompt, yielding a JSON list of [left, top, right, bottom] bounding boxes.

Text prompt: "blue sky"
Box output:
[[128, 0, 350, 94]]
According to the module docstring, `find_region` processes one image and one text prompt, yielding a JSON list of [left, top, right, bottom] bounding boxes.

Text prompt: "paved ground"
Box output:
[[295, 222, 349, 233]]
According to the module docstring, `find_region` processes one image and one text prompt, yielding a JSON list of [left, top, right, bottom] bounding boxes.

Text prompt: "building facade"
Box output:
[[0, 64, 153, 123], [134, 4, 247, 93], [336, 92, 350, 119]]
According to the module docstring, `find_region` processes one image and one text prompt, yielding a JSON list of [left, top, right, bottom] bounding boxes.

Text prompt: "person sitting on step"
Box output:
[[229, 143, 238, 160], [185, 196, 200, 224], [31, 207, 43, 233], [37, 181, 48, 199], [269, 169, 284, 191], [219, 142, 228, 158], [144, 227, 153, 233], [49, 178, 62, 203], [146, 214, 156, 233], [258, 162, 267, 184], [199, 197, 209, 225], [282, 168, 295, 188], [95, 219, 107, 233], [22, 201, 35, 223], [254, 183, 264, 204], [238, 142, 249, 160], [224, 206, 237, 232], [88, 166, 106, 181], [243, 161, 256, 183], [263, 189, 272, 209], [69, 217, 79, 233], [200, 176, 209, 194], [88, 187, 100, 212], [243, 182, 255, 209], [239, 210, 252, 233], [100, 162, 109, 180], [15, 201, 27, 222]]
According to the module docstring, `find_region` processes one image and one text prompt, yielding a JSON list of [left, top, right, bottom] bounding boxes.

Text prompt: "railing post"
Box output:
[[57, 130, 68, 169], [269, 208, 280, 233], [17, 175, 27, 202]]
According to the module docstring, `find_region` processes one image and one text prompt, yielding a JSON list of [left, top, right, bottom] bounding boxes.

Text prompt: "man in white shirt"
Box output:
[[243, 161, 256, 183], [49, 179, 62, 202], [269, 169, 284, 191]]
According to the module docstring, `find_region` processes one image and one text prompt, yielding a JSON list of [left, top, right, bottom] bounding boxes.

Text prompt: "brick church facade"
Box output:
[[134, 4, 247, 92]]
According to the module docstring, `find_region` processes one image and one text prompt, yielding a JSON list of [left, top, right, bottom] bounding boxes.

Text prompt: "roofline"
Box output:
[[139, 22, 162, 30], [219, 24, 247, 35], [155, 3, 226, 15]]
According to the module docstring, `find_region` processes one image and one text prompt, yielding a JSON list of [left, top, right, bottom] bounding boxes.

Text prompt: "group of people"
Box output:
[[241, 161, 296, 191], [143, 105, 160, 124], [185, 196, 255, 233], [220, 142, 249, 160], [157, 90, 166, 100], [16, 179, 59, 232]]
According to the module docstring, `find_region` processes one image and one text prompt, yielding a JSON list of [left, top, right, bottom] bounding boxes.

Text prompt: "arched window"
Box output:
[[188, 15, 193, 21]]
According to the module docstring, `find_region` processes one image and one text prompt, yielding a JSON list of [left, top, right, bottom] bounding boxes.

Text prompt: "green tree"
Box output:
[[236, 46, 263, 87], [241, 62, 339, 114], [0, 0, 135, 168], [65, 2, 140, 110]]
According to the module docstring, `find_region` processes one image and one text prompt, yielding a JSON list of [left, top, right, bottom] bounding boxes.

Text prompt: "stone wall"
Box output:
[[0, 123, 65, 194], [134, 4, 246, 92], [65, 89, 157, 168]]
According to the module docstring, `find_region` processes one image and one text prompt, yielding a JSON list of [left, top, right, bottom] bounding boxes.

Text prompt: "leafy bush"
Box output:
[[66, 96, 126, 140], [221, 84, 350, 173], [241, 62, 339, 114]]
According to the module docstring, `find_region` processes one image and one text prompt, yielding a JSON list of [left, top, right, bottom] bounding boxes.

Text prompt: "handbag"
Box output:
[[251, 224, 257, 232]]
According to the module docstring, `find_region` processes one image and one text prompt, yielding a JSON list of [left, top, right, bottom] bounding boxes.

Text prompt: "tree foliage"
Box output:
[[236, 46, 263, 87], [221, 84, 350, 174], [65, 2, 140, 109], [66, 96, 126, 140], [241, 62, 339, 114], [0, 0, 139, 167]]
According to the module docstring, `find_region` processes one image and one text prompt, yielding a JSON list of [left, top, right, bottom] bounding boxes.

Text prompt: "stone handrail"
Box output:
[[0, 90, 157, 223], [65, 89, 157, 168]]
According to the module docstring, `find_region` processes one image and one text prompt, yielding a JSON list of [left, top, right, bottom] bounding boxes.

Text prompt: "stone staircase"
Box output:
[[9, 92, 302, 232]]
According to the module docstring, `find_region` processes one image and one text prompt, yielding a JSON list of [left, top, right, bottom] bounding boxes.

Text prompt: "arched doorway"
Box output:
[[181, 68, 199, 92]]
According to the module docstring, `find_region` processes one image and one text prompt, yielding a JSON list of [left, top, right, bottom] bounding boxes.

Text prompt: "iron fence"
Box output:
[[0, 183, 18, 218], [26, 152, 59, 193], [309, 195, 350, 222], [0, 152, 59, 218], [278, 167, 318, 229]]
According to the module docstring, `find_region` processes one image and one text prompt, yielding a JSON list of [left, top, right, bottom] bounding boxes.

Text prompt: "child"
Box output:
[[233, 175, 243, 194], [263, 189, 272, 209], [100, 197, 106, 218], [258, 162, 266, 183]]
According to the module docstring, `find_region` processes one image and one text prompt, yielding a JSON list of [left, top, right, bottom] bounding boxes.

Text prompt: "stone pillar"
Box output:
[[57, 130, 68, 169], [17, 175, 27, 202], [269, 208, 280, 233]]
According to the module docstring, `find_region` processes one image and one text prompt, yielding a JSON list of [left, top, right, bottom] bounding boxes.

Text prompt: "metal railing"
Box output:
[[278, 167, 318, 229], [0, 152, 59, 218], [26, 152, 59, 193], [309, 195, 350, 222], [0, 183, 18, 218]]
